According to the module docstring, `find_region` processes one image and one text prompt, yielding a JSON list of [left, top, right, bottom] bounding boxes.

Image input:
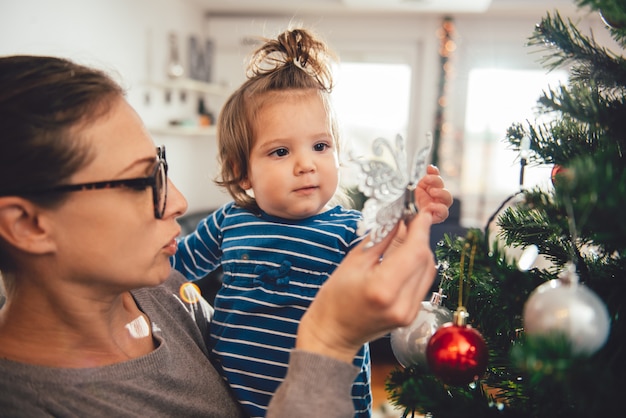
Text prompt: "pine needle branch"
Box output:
[[528, 12, 626, 89]]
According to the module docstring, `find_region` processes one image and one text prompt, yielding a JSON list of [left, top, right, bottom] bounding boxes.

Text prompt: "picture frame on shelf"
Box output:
[[188, 36, 214, 83]]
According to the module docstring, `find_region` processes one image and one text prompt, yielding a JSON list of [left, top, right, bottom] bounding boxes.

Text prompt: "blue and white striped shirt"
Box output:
[[172, 202, 371, 417]]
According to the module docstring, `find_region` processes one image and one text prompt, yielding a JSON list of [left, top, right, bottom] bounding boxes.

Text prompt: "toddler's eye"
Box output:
[[270, 148, 289, 157], [314, 143, 329, 152]]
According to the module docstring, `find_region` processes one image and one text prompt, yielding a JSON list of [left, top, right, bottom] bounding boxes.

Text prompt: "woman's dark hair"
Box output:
[[0, 55, 124, 205], [0, 55, 124, 275]]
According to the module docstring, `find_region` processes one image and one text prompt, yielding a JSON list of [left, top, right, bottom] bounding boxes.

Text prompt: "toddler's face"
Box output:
[[244, 90, 339, 220]]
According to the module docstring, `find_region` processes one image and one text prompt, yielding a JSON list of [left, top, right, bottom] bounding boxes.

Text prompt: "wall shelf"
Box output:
[[143, 78, 229, 96], [143, 77, 227, 137], [149, 125, 217, 137]]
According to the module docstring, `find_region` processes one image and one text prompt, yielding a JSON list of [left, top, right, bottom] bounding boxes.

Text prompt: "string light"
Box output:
[[432, 16, 456, 178]]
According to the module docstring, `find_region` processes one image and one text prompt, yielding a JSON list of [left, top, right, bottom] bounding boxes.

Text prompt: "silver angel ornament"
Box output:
[[353, 133, 432, 246]]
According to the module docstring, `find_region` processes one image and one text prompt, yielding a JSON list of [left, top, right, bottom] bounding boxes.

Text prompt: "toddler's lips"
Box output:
[[294, 185, 318, 194]]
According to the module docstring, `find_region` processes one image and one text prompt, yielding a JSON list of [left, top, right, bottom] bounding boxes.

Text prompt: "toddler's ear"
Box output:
[[0, 197, 56, 255], [239, 178, 251, 190]]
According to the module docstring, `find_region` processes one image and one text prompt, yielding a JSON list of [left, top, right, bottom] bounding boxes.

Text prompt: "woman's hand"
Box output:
[[296, 210, 437, 363]]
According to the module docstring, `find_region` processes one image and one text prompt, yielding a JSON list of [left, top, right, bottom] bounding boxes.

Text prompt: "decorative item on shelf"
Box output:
[[162, 32, 185, 104], [166, 33, 185, 79], [197, 98, 214, 127], [188, 35, 214, 83], [426, 239, 489, 386]]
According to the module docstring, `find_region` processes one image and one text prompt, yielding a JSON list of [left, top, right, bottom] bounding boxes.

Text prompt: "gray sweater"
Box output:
[[0, 272, 358, 417]]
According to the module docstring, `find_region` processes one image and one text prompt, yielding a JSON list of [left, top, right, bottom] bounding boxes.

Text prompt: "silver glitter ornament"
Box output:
[[391, 289, 453, 368], [523, 262, 610, 356]]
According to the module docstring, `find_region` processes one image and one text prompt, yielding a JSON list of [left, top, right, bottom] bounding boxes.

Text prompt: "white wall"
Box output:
[[0, 0, 230, 213]]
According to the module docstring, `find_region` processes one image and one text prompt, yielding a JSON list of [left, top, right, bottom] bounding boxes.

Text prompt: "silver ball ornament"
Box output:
[[523, 262, 610, 356], [391, 292, 453, 368]]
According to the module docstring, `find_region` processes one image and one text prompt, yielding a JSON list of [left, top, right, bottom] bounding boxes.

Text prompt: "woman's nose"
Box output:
[[165, 179, 188, 218]]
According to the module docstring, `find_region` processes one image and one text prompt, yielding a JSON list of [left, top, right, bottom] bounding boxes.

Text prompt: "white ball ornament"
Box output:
[[517, 244, 539, 271], [523, 262, 610, 356], [391, 290, 453, 368]]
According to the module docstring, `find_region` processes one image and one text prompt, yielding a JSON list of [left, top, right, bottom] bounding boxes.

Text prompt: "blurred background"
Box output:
[[0, 0, 614, 229]]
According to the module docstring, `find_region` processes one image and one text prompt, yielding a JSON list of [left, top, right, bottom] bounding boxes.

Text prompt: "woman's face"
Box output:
[[47, 96, 187, 294]]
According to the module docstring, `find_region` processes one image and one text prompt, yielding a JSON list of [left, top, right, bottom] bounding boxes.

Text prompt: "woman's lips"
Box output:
[[163, 238, 178, 256], [163, 230, 179, 256]]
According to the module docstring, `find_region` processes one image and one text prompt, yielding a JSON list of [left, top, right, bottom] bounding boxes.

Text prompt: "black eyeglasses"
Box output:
[[13, 146, 168, 219]]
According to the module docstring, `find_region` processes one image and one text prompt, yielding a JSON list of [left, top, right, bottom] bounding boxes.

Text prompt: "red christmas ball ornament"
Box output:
[[426, 307, 488, 386], [551, 164, 569, 186]]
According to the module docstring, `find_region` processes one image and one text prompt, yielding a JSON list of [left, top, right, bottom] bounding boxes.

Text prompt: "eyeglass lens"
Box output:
[[156, 161, 167, 218]]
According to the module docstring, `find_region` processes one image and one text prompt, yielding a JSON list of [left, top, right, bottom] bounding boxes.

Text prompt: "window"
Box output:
[[333, 62, 412, 152], [461, 68, 568, 227], [332, 61, 413, 189]]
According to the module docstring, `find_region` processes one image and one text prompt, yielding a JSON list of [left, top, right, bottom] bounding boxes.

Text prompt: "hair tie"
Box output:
[[294, 40, 308, 69], [293, 56, 306, 70]]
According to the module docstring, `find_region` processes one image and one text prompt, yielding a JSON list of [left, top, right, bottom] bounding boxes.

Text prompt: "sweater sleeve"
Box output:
[[171, 203, 227, 280], [266, 349, 360, 418]]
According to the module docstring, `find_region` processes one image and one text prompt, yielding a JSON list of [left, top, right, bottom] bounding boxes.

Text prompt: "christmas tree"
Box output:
[[386, 0, 626, 417]]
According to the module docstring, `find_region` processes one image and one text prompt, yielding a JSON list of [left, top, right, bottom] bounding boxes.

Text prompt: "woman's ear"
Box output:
[[0, 197, 56, 255]]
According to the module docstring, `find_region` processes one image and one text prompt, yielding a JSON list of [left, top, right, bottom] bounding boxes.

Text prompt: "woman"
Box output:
[[0, 55, 446, 417]]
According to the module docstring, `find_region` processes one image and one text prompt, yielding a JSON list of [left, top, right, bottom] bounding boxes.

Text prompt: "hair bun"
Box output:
[[246, 28, 336, 92]]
